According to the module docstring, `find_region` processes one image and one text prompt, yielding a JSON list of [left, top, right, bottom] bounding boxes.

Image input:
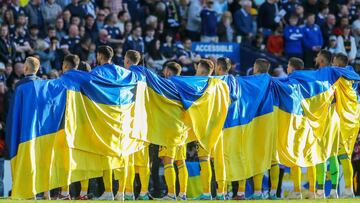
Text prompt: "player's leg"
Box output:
[[175, 145, 188, 200], [252, 173, 264, 199], [269, 164, 280, 199], [288, 166, 302, 199], [97, 170, 114, 200], [58, 185, 71, 200], [78, 179, 89, 200], [306, 166, 316, 199], [159, 146, 177, 200], [213, 136, 226, 200], [316, 162, 326, 198], [329, 156, 339, 198], [234, 179, 246, 200], [136, 147, 150, 200], [125, 155, 135, 200], [198, 145, 212, 200], [339, 155, 355, 198]]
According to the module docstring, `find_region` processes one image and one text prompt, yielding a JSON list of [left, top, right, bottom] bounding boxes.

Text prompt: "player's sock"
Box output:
[[237, 179, 246, 195], [80, 179, 89, 196], [103, 170, 113, 192], [340, 158, 353, 189], [200, 160, 212, 194], [217, 180, 226, 196], [125, 165, 135, 193], [316, 162, 326, 190], [291, 166, 301, 192], [270, 164, 279, 193], [307, 166, 316, 192], [138, 166, 150, 193], [164, 163, 176, 194], [253, 173, 264, 192], [61, 185, 70, 196], [116, 168, 126, 193], [177, 162, 188, 195], [329, 156, 339, 189]]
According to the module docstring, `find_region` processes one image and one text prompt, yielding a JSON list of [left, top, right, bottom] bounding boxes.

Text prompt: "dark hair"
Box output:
[[132, 25, 142, 33], [318, 49, 332, 65], [63, 54, 80, 69], [165, 61, 182, 76], [333, 53, 348, 67], [148, 39, 162, 60], [97, 45, 114, 61], [254, 58, 270, 73], [217, 57, 231, 72], [289, 57, 304, 70], [85, 14, 94, 20], [78, 61, 92, 72], [118, 10, 127, 18], [125, 50, 141, 65], [306, 13, 315, 18], [198, 59, 214, 74]]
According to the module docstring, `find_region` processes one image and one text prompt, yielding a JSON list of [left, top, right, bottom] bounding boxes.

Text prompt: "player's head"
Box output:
[[287, 57, 304, 74], [315, 49, 332, 68], [332, 53, 348, 68], [196, 59, 214, 76], [124, 50, 141, 69], [253, 58, 270, 75], [215, 57, 231, 76], [163, 61, 182, 78], [96, 45, 114, 65], [24, 56, 40, 75], [62, 54, 80, 73]]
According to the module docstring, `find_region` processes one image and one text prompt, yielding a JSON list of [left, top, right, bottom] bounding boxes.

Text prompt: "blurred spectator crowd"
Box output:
[[0, 0, 360, 177]]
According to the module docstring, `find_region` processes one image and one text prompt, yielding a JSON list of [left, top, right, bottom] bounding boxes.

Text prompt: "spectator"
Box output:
[[122, 26, 145, 55], [325, 35, 341, 54], [266, 27, 283, 56], [177, 38, 200, 75], [217, 11, 234, 42], [34, 38, 56, 74], [104, 13, 123, 47], [145, 39, 167, 73], [257, 0, 279, 36], [337, 26, 357, 63], [333, 17, 350, 36], [295, 5, 305, 25], [160, 32, 177, 60], [44, 26, 58, 48], [283, 0, 300, 22], [55, 17, 66, 40], [302, 13, 323, 68], [48, 69, 59, 79], [78, 61, 92, 72], [95, 9, 106, 30], [284, 15, 303, 59], [41, 0, 62, 26], [213, 0, 228, 17], [144, 26, 156, 50], [73, 37, 92, 62], [62, 9, 72, 31], [13, 24, 33, 63], [116, 11, 130, 35], [112, 44, 124, 66], [185, 0, 202, 41], [164, 0, 181, 35], [81, 0, 96, 18], [84, 14, 98, 42], [8, 0, 26, 20], [60, 24, 80, 53], [145, 15, 158, 31], [0, 24, 15, 64], [70, 15, 81, 27], [200, 0, 218, 42], [6, 62, 23, 88], [233, 0, 254, 40], [25, 0, 44, 28], [302, 0, 318, 16], [321, 14, 336, 47], [123, 20, 133, 39], [3, 9, 15, 31], [96, 29, 111, 47], [316, 4, 329, 26], [65, 0, 86, 18]]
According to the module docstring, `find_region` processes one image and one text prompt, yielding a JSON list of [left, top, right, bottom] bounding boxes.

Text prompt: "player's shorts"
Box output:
[[134, 147, 149, 167], [158, 145, 186, 161]]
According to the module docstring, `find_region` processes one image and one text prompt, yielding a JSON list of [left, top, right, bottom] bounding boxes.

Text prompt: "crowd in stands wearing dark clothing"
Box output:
[[0, 0, 360, 197]]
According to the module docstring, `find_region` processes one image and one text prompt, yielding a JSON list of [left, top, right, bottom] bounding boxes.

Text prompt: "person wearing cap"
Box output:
[[200, 0, 218, 43], [325, 35, 341, 54]]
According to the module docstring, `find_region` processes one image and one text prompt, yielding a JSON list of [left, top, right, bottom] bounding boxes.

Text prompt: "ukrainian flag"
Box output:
[[224, 67, 360, 181], [6, 64, 231, 199]]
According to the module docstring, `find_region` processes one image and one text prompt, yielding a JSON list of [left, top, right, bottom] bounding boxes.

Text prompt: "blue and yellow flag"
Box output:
[[223, 67, 360, 181]]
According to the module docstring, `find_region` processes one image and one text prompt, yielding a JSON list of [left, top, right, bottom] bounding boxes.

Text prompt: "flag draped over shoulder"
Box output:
[[224, 67, 360, 181], [6, 64, 231, 199]]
